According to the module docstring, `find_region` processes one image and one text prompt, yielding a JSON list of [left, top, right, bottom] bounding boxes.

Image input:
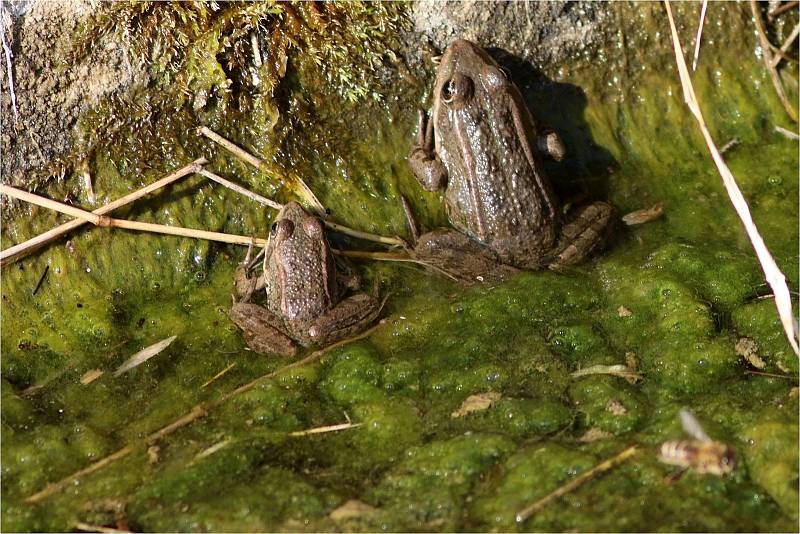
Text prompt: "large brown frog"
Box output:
[[409, 39, 613, 276], [230, 202, 382, 357]]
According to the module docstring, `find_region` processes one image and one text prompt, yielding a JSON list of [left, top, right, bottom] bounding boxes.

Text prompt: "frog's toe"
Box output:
[[550, 201, 615, 269]]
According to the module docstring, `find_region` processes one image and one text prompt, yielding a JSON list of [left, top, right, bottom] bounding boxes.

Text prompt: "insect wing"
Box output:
[[679, 409, 712, 442]]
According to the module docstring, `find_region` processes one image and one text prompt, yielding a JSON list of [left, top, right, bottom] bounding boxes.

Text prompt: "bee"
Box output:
[[658, 409, 735, 480]]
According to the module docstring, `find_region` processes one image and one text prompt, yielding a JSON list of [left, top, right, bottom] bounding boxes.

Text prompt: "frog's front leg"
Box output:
[[306, 293, 382, 344], [409, 109, 448, 191], [229, 302, 298, 357], [548, 201, 615, 270]]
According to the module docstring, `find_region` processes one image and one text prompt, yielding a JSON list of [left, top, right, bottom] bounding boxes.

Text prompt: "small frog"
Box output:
[[409, 39, 613, 273], [230, 202, 382, 357]]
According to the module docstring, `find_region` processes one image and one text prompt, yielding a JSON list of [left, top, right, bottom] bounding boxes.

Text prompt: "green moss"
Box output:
[[741, 421, 800, 519], [732, 299, 799, 374], [569, 377, 646, 435]]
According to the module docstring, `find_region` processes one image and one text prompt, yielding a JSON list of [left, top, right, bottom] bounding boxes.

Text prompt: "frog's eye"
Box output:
[[271, 219, 294, 241], [441, 73, 473, 107], [482, 65, 507, 93]]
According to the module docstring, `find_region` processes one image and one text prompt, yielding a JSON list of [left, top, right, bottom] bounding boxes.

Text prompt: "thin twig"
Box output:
[[1, 14, 17, 123], [719, 137, 740, 154], [666, 0, 799, 356], [691, 0, 709, 72], [769, 0, 799, 20], [24, 320, 386, 503], [515, 445, 639, 522], [200, 168, 405, 246], [74, 522, 131, 534], [197, 126, 325, 215], [775, 125, 800, 140], [744, 370, 798, 380], [750, 0, 798, 121], [770, 22, 799, 68], [0, 186, 269, 247], [288, 421, 362, 437], [200, 362, 236, 388], [32, 265, 49, 295], [0, 158, 206, 266]]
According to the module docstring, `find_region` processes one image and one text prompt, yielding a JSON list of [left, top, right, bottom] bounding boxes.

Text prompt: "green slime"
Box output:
[[2, 2, 797, 532]]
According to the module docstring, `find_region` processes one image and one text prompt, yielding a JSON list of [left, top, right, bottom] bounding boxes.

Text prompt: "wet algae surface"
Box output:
[[1, 2, 798, 532]]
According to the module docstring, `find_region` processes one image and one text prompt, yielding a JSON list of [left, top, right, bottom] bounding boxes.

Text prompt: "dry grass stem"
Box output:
[[74, 521, 131, 534], [200, 362, 237, 388], [749, 0, 798, 121], [323, 220, 406, 247], [1, 158, 206, 266], [666, 0, 799, 356], [1, 13, 17, 122], [744, 370, 798, 380], [199, 168, 283, 210], [114, 336, 177, 376], [719, 137, 740, 154], [570, 364, 643, 383], [770, 22, 799, 68], [691, 0, 709, 72], [288, 421, 362, 437], [25, 320, 386, 503], [197, 126, 325, 214], [769, 1, 799, 20], [80, 369, 104, 385], [515, 445, 639, 522], [193, 439, 231, 461], [775, 125, 800, 140], [1, 185, 105, 224]]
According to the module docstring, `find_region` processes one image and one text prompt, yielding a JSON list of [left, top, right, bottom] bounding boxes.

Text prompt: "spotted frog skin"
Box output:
[[409, 39, 613, 272], [230, 202, 381, 357]]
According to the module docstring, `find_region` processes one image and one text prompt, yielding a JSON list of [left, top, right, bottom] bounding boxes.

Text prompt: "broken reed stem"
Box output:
[[198, 126, 406, 247], [24, 320, 385, 504], [769, 0, 799, 20], [200, 362, 237, 389], [0, 158, 207, 266], [197, 126, 325, 214], [770, 22, 799, 68], [74, 522, 131, 534], [1, 185, 269, 247], [200, 168, 405, 246], [749, 0, 798, 122], [775, 125, 800, 140], [515, 445, 639, 523], [691, 0, 709, 72], [288, 422, 362, 437], [665, 0, 799, 356]]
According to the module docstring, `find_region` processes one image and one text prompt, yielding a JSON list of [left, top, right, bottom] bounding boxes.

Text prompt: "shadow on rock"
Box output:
[[487, 47, 616, 202]]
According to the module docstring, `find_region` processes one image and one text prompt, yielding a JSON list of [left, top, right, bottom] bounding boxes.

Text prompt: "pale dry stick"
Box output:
[[74, 522, 131, 534], [1, 186, 269, 247], [1, 13, 17, 122], [197, 126, 325, 215], [770, 22, 799, 68], [750, 0, 798, 121], [691, 0, 709, 72], [24, 320, 386, 504], [665, 0, 799, 355], [0, 158, 207, 266], [744, 370, 798, 380], [570, 364, 643, 383], [769, 0, 799, 20], [200, 362, 237, 389], [0, 185, 105, 225], [199, 168, 406, 247], [288, 421, 363, 437], [515, 445, 639, 523], [775, 125, 800, 139]]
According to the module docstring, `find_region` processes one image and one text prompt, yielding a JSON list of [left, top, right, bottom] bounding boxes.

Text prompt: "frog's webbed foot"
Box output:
[[409, 109, 447, 191], [548, 201, 615, 271], [536, 128, 566, 161], [229, 302, 298, 357], [307, 293, 383, 344], [413, 229, 518, 285]]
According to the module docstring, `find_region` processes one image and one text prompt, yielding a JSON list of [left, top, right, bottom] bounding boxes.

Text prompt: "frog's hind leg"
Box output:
[[229, 302, 298, 357], [413, 229, 519, 284], [549, 201, 615, 271], [307, 293, 383, 344], [409, 109, 447, 191]]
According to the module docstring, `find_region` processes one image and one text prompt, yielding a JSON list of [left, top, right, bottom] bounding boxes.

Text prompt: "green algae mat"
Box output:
[[2, 3, 798, 532]]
